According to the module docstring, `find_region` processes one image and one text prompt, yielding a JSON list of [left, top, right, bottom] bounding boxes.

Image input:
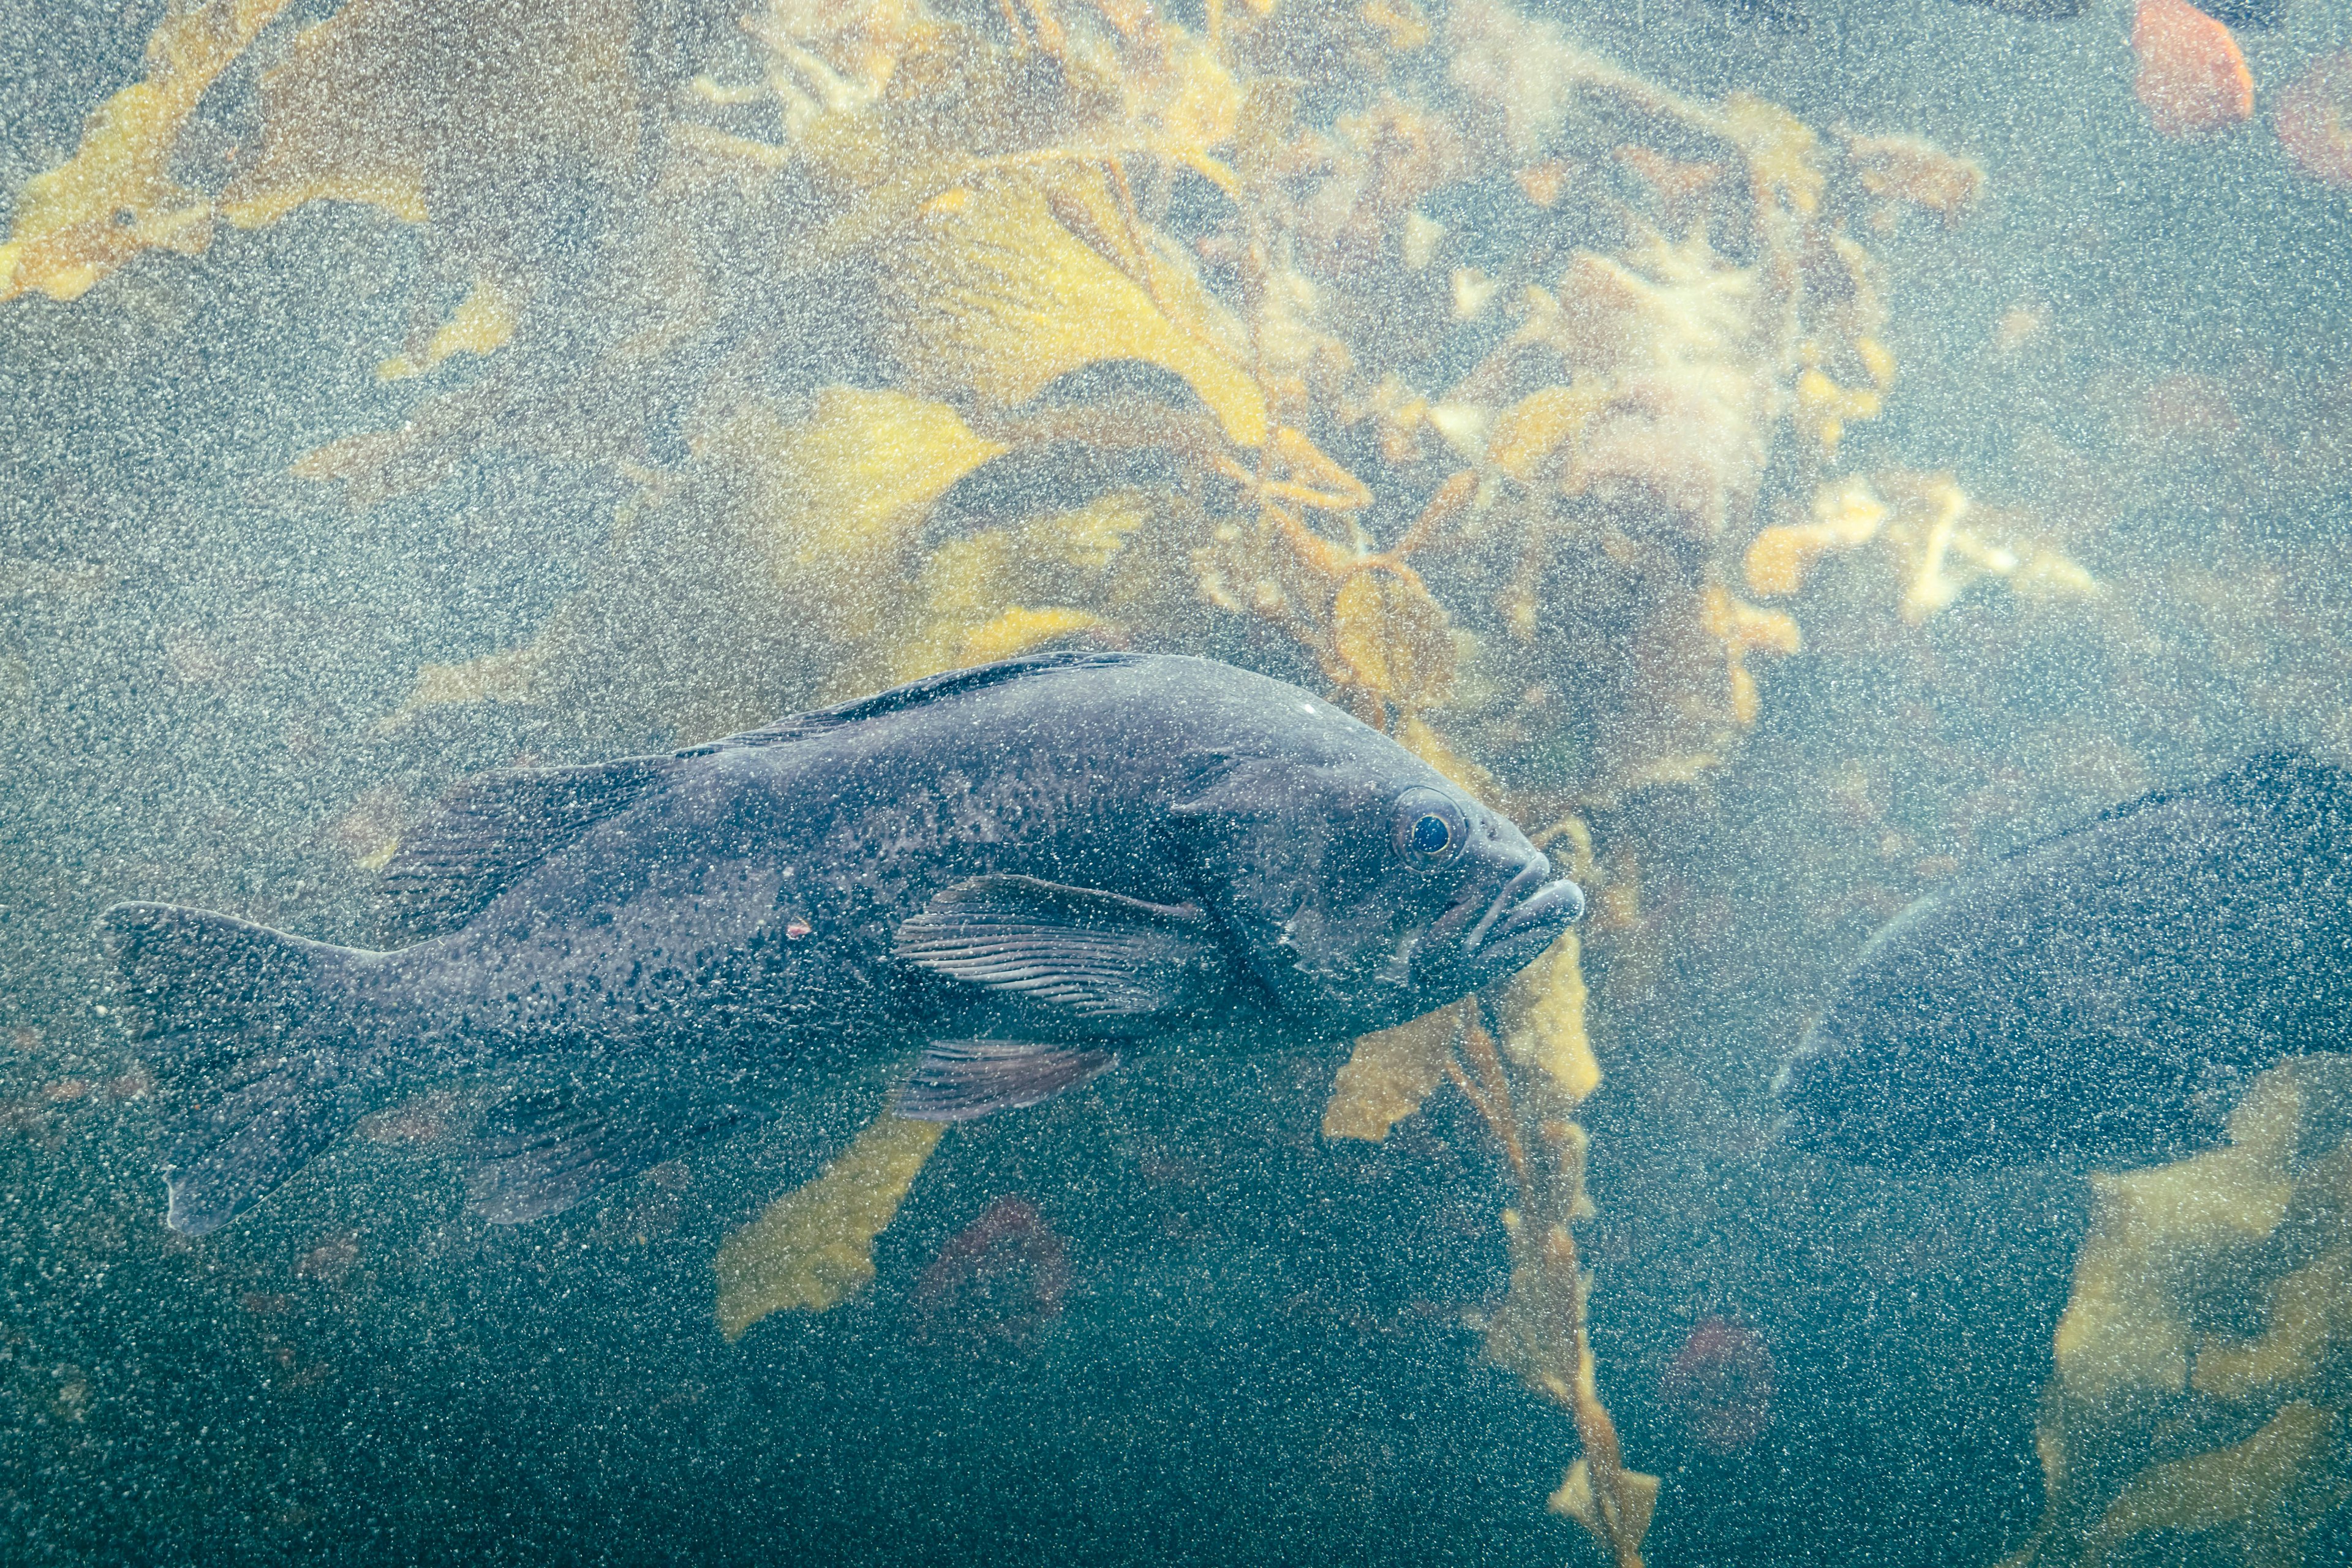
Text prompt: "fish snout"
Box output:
[[1465, 853, 1585, 959]]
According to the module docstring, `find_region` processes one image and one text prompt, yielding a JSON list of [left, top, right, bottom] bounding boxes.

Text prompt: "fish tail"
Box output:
[[99, 902, 382, 1237]]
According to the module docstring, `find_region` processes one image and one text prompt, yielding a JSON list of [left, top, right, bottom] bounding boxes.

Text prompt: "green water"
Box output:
[[4, 0, 2351, 1562]]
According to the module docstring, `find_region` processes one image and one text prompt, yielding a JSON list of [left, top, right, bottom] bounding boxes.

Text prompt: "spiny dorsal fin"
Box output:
[[686, 650, 1148, 753], [382, 653, 1151, 941], [380, 756, 676, 940]]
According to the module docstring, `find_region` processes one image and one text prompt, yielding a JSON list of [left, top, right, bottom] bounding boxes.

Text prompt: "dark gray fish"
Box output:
[[1774, 754, 2352, 1167], [1723, 0, 2286, 26], [102, 652, 1585, 1235]]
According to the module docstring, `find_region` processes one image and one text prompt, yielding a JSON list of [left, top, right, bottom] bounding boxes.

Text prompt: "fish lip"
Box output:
[[1464, 858, 1585, 957]]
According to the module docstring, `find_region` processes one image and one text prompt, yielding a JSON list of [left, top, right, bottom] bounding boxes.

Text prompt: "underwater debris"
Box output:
[[1999, 1058, 2352, 1568]]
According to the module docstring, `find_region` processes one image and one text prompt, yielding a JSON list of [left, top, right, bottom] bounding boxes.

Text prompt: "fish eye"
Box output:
[[1391, 788, 1466, 863]]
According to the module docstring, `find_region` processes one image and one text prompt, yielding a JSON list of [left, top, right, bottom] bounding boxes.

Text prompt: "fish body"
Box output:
[[103, 652, 1584, 1235], [1774, 754, 2352, 1166]]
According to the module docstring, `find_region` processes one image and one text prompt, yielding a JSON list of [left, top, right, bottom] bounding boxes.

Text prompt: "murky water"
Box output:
[[4, 0, 2350, 1562]]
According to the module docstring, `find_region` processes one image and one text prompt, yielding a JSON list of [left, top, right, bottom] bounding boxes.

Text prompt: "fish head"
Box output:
[[1170, 750, 1584, 1035]]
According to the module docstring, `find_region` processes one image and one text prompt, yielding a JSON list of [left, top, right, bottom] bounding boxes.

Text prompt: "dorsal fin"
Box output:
[[682, 650, 1150, 753], [380, 652, 1150, 941], [380, 756, 676, 940]]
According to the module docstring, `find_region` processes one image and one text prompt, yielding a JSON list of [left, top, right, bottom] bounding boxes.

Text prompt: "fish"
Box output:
[[2132, 0, 2256, 139], [1723, 1, 2285, 26], [100, 651, 1585, 1236], [1773, 753, 2352, 1167]]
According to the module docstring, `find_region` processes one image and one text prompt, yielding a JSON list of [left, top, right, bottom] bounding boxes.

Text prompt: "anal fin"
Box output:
[[893, 1039, 1117, 1122], [466, 1077, 766, 1224]]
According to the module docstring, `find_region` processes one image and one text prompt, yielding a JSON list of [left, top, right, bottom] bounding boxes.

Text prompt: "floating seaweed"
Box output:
[[2000, 1058, 2352, 1567]]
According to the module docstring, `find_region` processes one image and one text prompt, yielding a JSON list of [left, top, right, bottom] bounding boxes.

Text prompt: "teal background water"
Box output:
[[4, 0, 2350, 1561]]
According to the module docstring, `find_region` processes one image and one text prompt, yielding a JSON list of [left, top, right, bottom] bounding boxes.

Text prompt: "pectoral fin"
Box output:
[[893, 875, 1232, 1018], [894, 1039, 1118, 1121]]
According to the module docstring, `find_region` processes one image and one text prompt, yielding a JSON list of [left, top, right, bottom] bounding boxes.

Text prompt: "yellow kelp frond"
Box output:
[[878, 532, 1069, 683], [1743, 479, 1887, 597], [382, 643, 546, 728], [1332, 565, 1455, 715], [715, 1114, 946, 1341], [1027, 488, 1153, 575], [1882, 473, 2097, 624], [862, 485, 1150, 685], [1700, 584, 1800, 728], [2054, 1071, 2305, 1406], [217, 0, 641, 237], [1715, 92, 1823, 220], [2005, 1058, 2352, 1568], [1499, 933, 1596, 1104], [377, 278, 518, 380], [1488, 383, 1608, 486], [736, 386, 1007, 612], [0, 0, 291, 302], [2086, 1402, 2349, 1564], [881, 170, 1268, 446], [946, 606, 1107, 668], [1481, 1111, 1657, 1568], [1793, 364, 1880, 456], [745, 0, 929, 138], [1109, 23, 1242, 172], [1321, 1000, 1464, 1144]]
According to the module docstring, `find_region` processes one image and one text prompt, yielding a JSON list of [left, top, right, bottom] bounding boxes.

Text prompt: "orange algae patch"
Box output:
[[2275, 53, 2352, 189], [0, 0, 292, 302], [2131, 0, 2254, 140], [1843, 132, 1985, 228]]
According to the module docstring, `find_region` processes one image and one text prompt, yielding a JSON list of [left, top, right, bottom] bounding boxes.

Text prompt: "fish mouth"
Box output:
[[1463, 858, 1586, 960]]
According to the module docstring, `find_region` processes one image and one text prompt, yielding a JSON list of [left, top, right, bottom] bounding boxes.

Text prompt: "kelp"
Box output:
[[0, 0, 292, 302], [715, 1113, 946, 1340], [2000, 1060, 2352, 1568]]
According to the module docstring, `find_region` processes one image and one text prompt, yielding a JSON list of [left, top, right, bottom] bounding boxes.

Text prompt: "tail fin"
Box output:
[[99, 903, 374, 1237]]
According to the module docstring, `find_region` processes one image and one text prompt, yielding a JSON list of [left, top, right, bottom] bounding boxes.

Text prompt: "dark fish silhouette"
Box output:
[[1774, 754, 2352, 1166], [1727, 0, 2286, 26], [102, 652, 1585, 1235]]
